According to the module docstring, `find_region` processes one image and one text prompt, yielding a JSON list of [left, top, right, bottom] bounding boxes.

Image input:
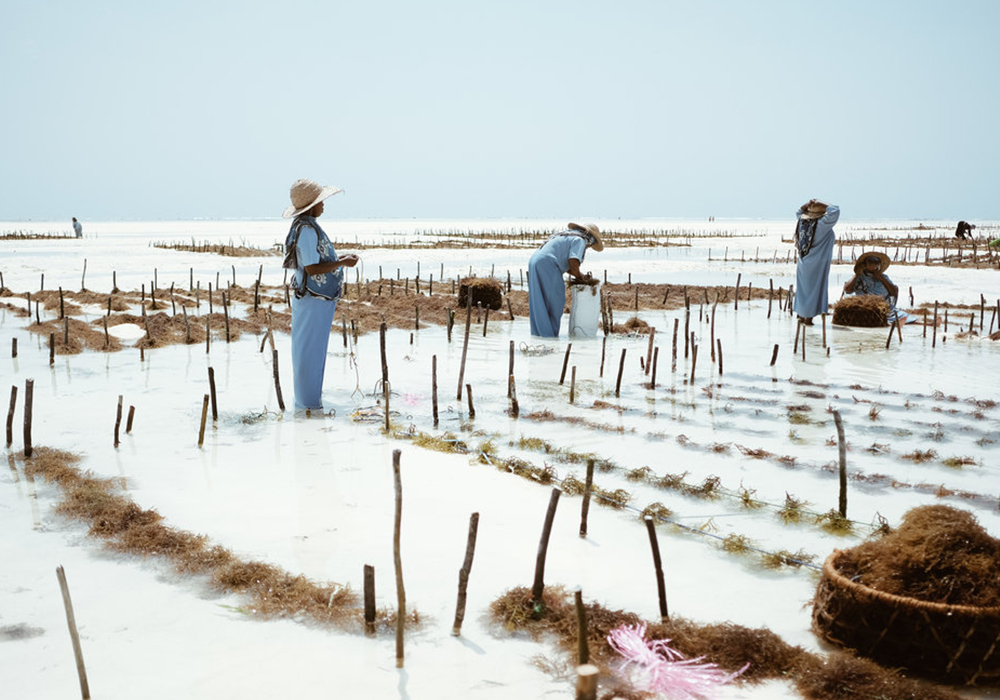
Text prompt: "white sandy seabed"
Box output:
[[2, 219, 999, 700]]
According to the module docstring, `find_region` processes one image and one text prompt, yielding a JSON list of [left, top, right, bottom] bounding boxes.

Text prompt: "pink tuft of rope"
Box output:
[[607, 623, 748, 699]]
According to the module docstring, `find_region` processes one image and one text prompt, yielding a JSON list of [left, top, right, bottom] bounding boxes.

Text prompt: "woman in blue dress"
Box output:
[[793, 199, 840, 325], [843, 251, 910, 324], [281, 179, 359, 410], [528, 223, 604, 337]]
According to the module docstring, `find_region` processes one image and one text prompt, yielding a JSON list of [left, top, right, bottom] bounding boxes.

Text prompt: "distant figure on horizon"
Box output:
[[281, 178, 359, 411], [955, 220, 974, 240], [72, 217, 83, 238], [528, 223, 603, 337], [793, 199, 839, 326], [843, 251, 911, 325]]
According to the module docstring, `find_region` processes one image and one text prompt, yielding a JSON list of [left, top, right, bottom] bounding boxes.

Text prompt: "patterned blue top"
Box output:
[[283, 216, 343, 300]]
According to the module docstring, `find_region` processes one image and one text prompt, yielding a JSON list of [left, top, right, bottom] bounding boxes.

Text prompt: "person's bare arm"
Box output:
[[844, 273, 860, 294], [304, 254, 359, 276]]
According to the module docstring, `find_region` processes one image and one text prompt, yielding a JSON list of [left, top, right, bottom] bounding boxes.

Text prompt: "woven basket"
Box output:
[[812, 550, 1000, 685]]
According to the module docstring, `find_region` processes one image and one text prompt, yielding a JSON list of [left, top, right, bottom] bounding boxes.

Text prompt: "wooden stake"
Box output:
[[6, 385, 16, 448], [456, 302, 472, 401], [272, 349, 285, 411], [932, 301, 939, 348], [451, 512, 480, 636], [576, 665, 599, 700], [671, 318, 678, 372], [55, 566, 91, 700], [507, 341, 514, 398], [645, 328, 655, 375], [575, 588, 589, 665], [23, 379, 33, 458], [560, 343, 573, 384], [531, 488, 562, 606], [126, 405, 135, 434], [734, 273, 741, 310], [208, 367, 218, 420], [198, 394, 209, 446], [716, 339, 723, 376], [570, 366, 576, 404], [770, 343, 779, 366], [363, 564, 376, 636], [600, 336, 606, 377], [431, 355, 439, 427], [392, 449, 406, 668], [644, 516, 669, 621], [793, 321, 801, 354], [114, 395, 123, 447], [580, 459, 594, 537], [689, 344, 698, 384], [615, 348, 627, 397], [49, 332, 55, 366], [833, 410, 848, 518], [205, 315, 211, 354], [379, 322, 389, 386], [650, 347, 659, 389], [466, 384, 475, 419], [509, 374, 519, 417], [11, 337, 17, 358]]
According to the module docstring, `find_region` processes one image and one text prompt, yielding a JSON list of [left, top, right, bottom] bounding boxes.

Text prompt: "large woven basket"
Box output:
[[812, 550, 1000, 685]]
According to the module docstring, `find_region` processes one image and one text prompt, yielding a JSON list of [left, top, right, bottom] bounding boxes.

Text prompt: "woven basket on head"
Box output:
[[457, 277, 503, 310], [812, 549, 1000, 686], [831, 295, 889, 327]]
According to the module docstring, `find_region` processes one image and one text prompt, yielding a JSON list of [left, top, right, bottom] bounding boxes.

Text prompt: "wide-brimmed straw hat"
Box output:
[[282, 179, 342, 219], [568, 222, 604, 252], [854, 251, 891, 274]]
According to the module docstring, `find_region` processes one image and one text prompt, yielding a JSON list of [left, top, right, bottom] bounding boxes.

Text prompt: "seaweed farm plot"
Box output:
[[3, 220, 1000, 700]]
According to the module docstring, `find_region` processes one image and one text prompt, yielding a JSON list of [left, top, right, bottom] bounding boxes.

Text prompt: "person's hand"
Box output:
[[340, 254, 359, 268]]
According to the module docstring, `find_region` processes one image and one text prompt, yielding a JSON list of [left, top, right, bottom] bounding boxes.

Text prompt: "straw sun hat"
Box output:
[[854, 251, 891, 274], [568, 222, 604, 252], [282, 178, 342, 219]]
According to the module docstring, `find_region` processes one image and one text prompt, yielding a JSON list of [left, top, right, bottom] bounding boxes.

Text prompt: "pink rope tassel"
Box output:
[[607, 623, 748, 699]]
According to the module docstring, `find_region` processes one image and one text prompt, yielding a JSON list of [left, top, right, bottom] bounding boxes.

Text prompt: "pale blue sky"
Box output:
[[1, 0, 997, 220]]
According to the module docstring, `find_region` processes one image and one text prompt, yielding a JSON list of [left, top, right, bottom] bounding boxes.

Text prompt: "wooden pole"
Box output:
[[23, 378, 33, 458], [793, 321, 801, 354], [198, 394, 209, 446], [575, 588, 589, 664], [6, 385, 16, 448], [126, 405, 135, 434], [379, 322, 389, 386], [508, 341, 514, 398], [671, 318, 678, 372], [560, 343, 573, 385], [272, 349, 285, 411], [645, 328, 655, 375], [689, 343, 698, 384], [569, 366, 576, 404], [932, 301, 939, 348], [466, 384, 475, 419], [716, 339, 723, 376], [10, 337, 15, 358], [363, 564, 376, 636], [431, 355, 439, 426], [770, 343, 779, 367], [49, 332, 55, 366], [456, 302, 472, 401], [644, 516, 669, 621], [580, 459, 594, 537], [114, 395, 123, 447], [734, 273, 741, 310], [208, 367, 218, 420], [821, 314, 827, 348], [383, 379, 391, 432], [509, 374, 519, 417], [650, 347, 659, 389], [55, 566, 91, 700], [615, 349, 627, 397], [531, 488, 562, 607], [834, 410, 848, 518], [575, 665, 599, 700], [392, 449, 406, 668], [451, 511, 480, 636]]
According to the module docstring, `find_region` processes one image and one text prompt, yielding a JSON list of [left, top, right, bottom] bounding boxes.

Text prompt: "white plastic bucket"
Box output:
[[568, 282, 602, 337]]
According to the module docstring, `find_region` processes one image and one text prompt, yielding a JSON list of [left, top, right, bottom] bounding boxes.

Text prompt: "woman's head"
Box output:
[[283, 179, 342, 219], [854, 251, 891, 275], [568, 222, 604, 251]]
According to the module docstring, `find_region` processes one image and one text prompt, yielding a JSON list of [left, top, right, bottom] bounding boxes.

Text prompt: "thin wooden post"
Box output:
[[379, 322, 389, 386], [689, 343, 698, 384], [451, 512, 480, 636], [198, 394, 209, 446], [615, 348, 627, 397], [560, 343, 573, 384], [580, 459, 594, 537], [208, 367, 218, 421], [11, 337, 16, 358], [383, 379, 391, 432], [431, 355, 439, 426], [508, 341, 515, 398], [734, 273, 741, 310], [716, 339, 723, 376], [392, 449, 406, 668], [466, 384, 475, 419], [575, 665, 599, 700], [833, 410, 848, 518], [456, 302, 472, 401], [569, 366, 577, 404], [6, 385, 16, 448], [23, 379, 33, 458], [363, 564, 376, 636], [55, 566, 91, 700], [509, 374, 519, 417], [114, 395, 123, 447], [532, 488, 562, 607], [650, 347, 659, 389], [575, 588, 589, 664], [126, 405, 135, 434], [49, 332, 55, 366], [671, 318, 678, 372], [932, 301, 939, 348], [644, 516, 669, 621], [770, 343, 779, 366], [272, 349, 285, 411], [645, 328, 655, 375]]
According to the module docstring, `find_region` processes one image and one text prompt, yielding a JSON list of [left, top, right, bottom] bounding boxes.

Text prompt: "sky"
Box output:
[[1, 0, 998, 221]]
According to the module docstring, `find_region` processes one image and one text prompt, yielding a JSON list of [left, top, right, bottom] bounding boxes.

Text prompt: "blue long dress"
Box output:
[[794, 205, 840, 319], [528, 234, 587, 337], [288, 221, 341, 409]]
